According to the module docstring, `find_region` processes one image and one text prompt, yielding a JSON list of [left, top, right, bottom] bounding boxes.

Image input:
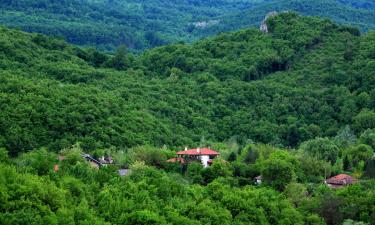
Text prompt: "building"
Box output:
[[118, 169, 131, 176], [82, 154, 103, 169], [99, 156, 114, 165], [255, 175, 262, 185], [166, 157, 185, 164], [176, 147, 220, 168], [325, 174, 357, 188]]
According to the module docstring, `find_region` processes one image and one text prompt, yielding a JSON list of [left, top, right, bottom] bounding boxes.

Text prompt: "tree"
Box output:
[[345, 144, 373, 168], [356, 92, 370, 109], [299, 155, 332, 182], [110, 45, 130, 70], [353, 110, 375, 132], [0, 148, 9, 163], [334, 126, 357, 148], [359, 129, 375, 149], [343, 220, 369, 225], [284, 182, 308, 207], [202, 159, 232, 184], [187, 162, 204, 184], [318, 192, 344, 225], [122, 210, 165, 225], [300, 138, 340, 164], [227, 152, 237, 162], [260, 151, 297, 191], [15, 148, 57, 175]]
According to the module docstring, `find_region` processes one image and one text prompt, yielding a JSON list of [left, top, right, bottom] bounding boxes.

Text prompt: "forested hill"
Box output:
[[0, 0, 374, 51], [198, 0, 375, 39], [1, 13, 375, 157], [0, 0, 256, 50]]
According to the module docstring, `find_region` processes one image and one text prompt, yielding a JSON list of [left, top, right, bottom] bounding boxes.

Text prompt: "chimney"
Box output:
[[197, 148, 200, 153], [185, 146, 188, 151]]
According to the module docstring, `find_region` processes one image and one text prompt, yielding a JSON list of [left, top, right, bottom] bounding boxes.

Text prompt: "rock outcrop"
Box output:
[[260, 11, 278, 33]]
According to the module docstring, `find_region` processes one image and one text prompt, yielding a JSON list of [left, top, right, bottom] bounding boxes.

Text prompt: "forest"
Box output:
[[201, 0, 375, 38], [0, 0, 374, 50], [0, 12, 375, 224]]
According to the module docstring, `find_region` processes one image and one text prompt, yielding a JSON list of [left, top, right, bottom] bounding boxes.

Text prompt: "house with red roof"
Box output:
[[175, 147, 220, 167], [325, 174, 357, 188]]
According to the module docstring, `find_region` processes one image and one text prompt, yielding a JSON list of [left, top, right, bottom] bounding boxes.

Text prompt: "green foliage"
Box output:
[[345, 144, 373, 168], [260, 151, 299, 190], [343, 220, 369, 225], [1, 13, 375, 154], [186, 162, 204, 184], [284, 182, 308, 207], [0, 164, 108, 225], [0, 0, 373, 51], [359, 129, 375, 149], [298, 154, 331, 182], [202, 159, 233, 184], [0, 12, 375, 225], [300, 138, 340, 164], [0, 148, 9, 164], [15, 148, 58, 175], [0, 0, 258, 51], [354, 110, 375, 132], [108, 45, 130, 70]]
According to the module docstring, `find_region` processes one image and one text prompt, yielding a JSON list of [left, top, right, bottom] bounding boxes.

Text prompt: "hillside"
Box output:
[[199, 0, 375, 38], [1, 13, 375, 225], [0, 0, 256, 50], [0, 0, 374, 50], [1, 13, 375, 155]]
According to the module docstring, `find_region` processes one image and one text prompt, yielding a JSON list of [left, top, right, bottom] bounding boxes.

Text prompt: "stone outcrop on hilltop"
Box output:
[[260, 11, 278, 33]]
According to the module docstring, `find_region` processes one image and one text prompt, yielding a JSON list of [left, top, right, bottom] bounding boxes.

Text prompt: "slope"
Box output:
[[0, 0, 374, 51], [199, 0, 375, 38], [0, 13, 374, 156], [0, 0, 256, 50]]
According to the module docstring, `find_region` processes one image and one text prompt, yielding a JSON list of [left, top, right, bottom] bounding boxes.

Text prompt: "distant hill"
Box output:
[[0, 0, 374, 50], [0, 0, 257, 50], [196, 0, 375, 38]]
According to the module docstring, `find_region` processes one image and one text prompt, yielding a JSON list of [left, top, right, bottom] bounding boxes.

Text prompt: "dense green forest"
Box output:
[[0, 0, 257, 50], [1, 13, 375, 224], [201, 0, 375, 38], [0, 0, 374, 50], [1, 13, 375, 154]]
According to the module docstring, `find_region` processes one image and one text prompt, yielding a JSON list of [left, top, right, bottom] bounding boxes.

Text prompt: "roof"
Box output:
[[177, 148, 220, 156], [82, 154, 103, 167], [167, 157, 185, 163], [326, 174, 357, 185], [118, 169, 131, 176]]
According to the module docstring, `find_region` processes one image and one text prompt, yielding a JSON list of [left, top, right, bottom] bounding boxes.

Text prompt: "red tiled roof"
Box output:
[[167, 157, 185, 163], [177, 148, 220, 156], [326, 174, 357, 185]]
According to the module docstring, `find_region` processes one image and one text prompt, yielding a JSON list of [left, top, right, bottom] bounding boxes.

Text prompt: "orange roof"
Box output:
[[177, 148, 220, 156], [326, 174, 357, 185], [167, 157, 185, 163]]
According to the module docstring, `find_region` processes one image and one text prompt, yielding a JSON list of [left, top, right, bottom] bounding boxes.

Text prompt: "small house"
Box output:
[[255, 175, 262, 185], [325, 174, 357, 188], [99, 156, 114, 165], [82, 154, 103, 169], [118, 169, 131, 176], [176, 147, 220, 168]]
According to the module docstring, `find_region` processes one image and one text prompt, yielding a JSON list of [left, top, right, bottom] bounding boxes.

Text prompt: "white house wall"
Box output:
[[200, 155, 210, 168]]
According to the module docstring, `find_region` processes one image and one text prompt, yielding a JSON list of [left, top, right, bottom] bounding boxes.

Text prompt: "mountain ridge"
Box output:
[[0, 0, 374, 50]]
